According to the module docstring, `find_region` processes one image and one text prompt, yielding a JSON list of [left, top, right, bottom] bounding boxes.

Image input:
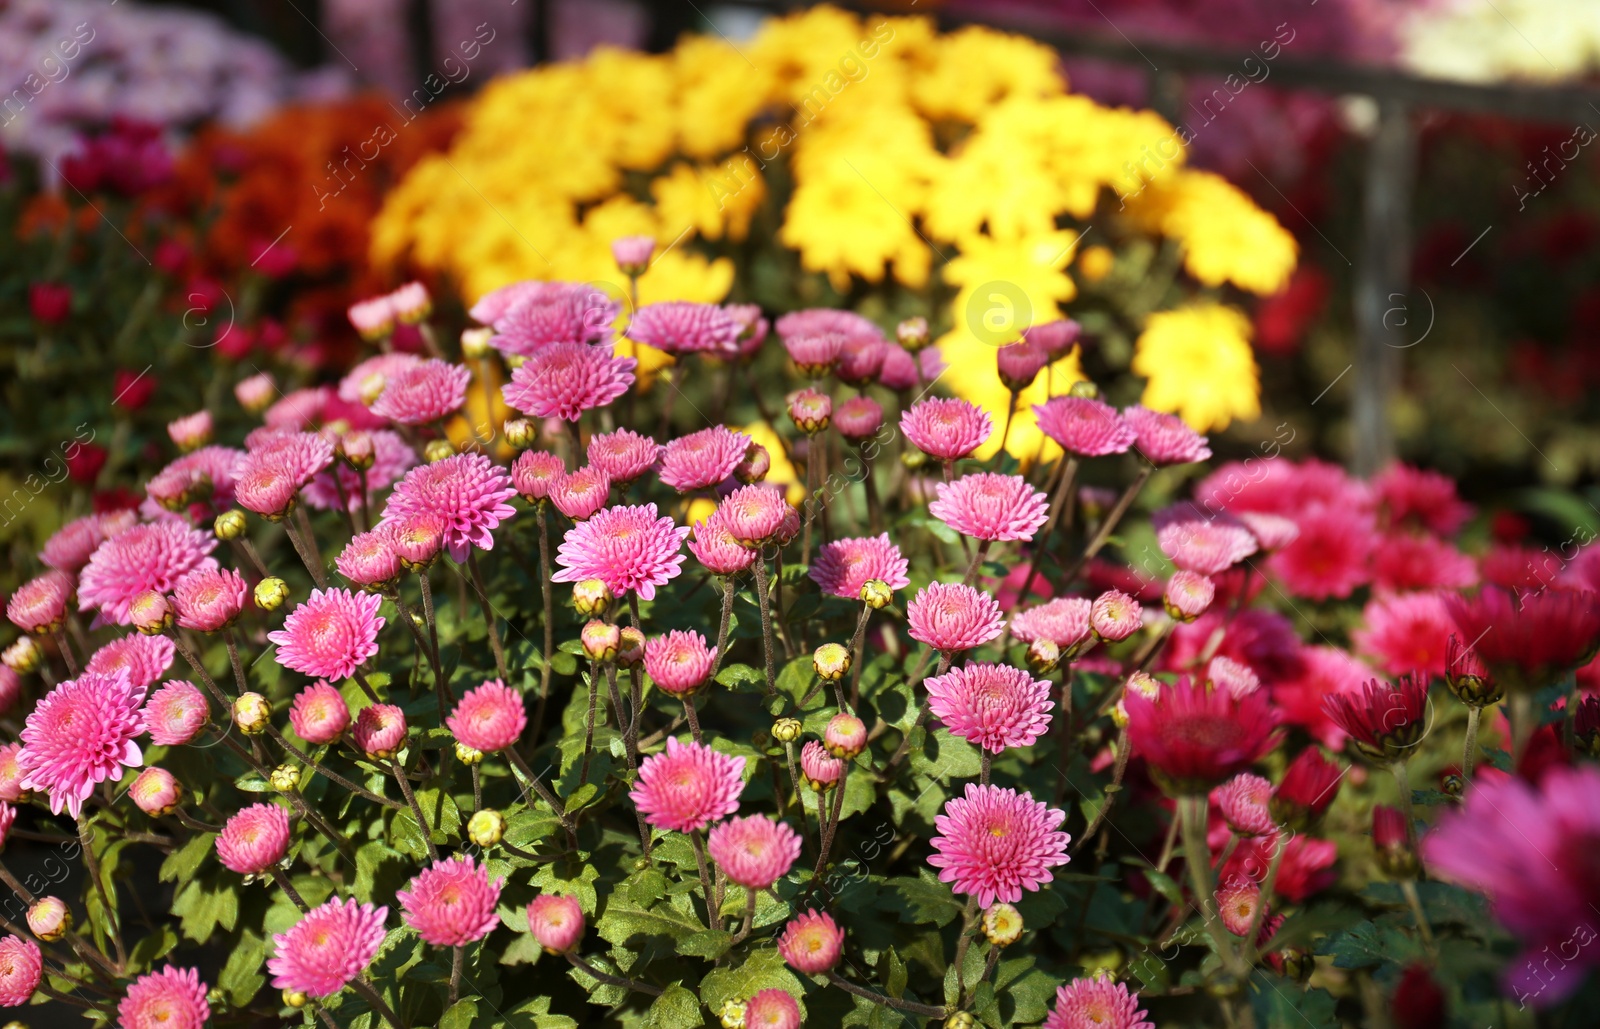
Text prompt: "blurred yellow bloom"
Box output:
[[1132, 304, 1261, 432], [1126, 171, 1297, 295]]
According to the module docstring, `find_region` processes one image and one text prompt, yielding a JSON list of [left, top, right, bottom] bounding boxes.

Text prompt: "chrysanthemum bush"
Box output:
[[4, 250, 1600, 1029]]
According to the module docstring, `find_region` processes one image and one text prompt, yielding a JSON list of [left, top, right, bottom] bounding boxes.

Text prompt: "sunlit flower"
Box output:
[[630, 737, 744, 833], [268, 898, 388, 998], [20, 670, 145, 818], [267, 589, 385, 683], [552, 503, 690, 600], [929, 783, 1070, 907], [398, 855, 503, 946]]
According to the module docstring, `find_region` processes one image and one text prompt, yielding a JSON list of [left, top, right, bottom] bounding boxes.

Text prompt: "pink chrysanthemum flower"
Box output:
[[929, 784, 1071, 906], [447, 679, 527, 753], [527, 894, 585, 953], [0, 669, 18, 717], [930, 473, 1050, 542], [1374, 462, 1472, 537], [800, 741, 844, 789], [707, 814, 803, 889], [1032, 396, 1136, 457], [778, 910, 843, 974], [644, 631, 717, 696], [490, 284, 618, 355], [1238, 511, 1300, 552], [659, 426, 752, 493], [630, 737, 744, 833], [119, 965, 210, 1028], [502, 342, 636, 422], [129, 767, 180, 815], [776, 308, 883, 347], [1023, 318, 1082, 358], [290, 682, 350, 745], [1217, 877, 1266, 938], [1090, 590, 1143, 641], [512, 450, 567, 502], [900, 398, 992, 462], [996, 339, 1049, 390], [41, 513, 121, 573], [267, 588, 384, 683], [353, 704, 408, 758], [0, 935, 41, 1007], [19, 670, 145, 818], [723, 303, 769, 357], [587, 429, 662, 485], [233, 453, 303, 519], [390, 511, 447, 567], [782, 331, 846, 378], [386, 453, 518, 562], [268, 897, 389, 998], [552, 504, 690, 600], [245, 429, 338, 479], [336, 526, 402, 588], [145, 681, 208, 746], [810, 534, 910, 598], [1043, 975, 1154, 1029], [86, 633, 175, 689], [689, 509, 759, 576], [834, 395, 885, 440], [1213, 773, 1275, 837], [171, 566, 248, 632], [0, 745, 25, 803], [1010, 598, 1092, 650], [612, 234, 654, 271], [1268, 507, 1377, 600], [550, 467, 613, 521], [925, 663, 1054, 753], [1371, 533, 1477, 593], [1153, 505, 1260, 576], [876, 346, 920, 390], [907, 582, 1005, 653], [234, 371, 278, 413], [7, 570, 73, 633], [347, 295, 396, 339], [78, 521, 218, 625], [1207, 656, 1261, 698], [371, 359, 472, 425], [745, 989, 802, 1029], [215, 802, 290, 875], [398, 855, 504, 947], [1123, 406, 1211, 466], [837, 338, 891, 384], [718, 485, 791, 547], [302, 430, 416, 514], [340, 353, 421, 406], [1352, 591, 1454, 679], [627, 301, 742, 356], [1164, 571, 1216, 621]]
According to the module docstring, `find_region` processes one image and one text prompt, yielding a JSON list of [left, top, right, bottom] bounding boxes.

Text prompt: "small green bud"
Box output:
[[772, 717, 803, 744], [717, 999, 747, 1029], [897, 316, 930, 352], [461, 327, 493, 359], [270, 765, 301, 792], [503, 417, 538, 451], [233, 693, 272, 735], [282, 987, 309, 1009], [456, 743, 484, 766], [859, 578, 893, 610], [1, 637, 42, 675], [467, 808, 505, 848], [254, 577, 289, 612], [572, 579, 613, 617], [1068, 379, 1100, 400], [214, 509, 248, 540], [424, 439, 456, 463]]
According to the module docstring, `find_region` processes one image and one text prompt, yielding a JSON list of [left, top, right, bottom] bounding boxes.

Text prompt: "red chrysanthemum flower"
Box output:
[[810, 534, 910, 598], [1268, 507, 1377, 600], [85, 633, 175, 689], [900, 398, 992, 462], [371, 359, 472, 425], [627, 301, 742, 355], [1444, 586, 1600, 693], [658, 426, 751, 492], [1269, 646, 1373, 748], [267, 588, 385, 683], [1322, 674, 1430, 761], [144, 681, 208, 746], [1374, 462, 1472, 537], [1032, 396, 1136, 457], [118, 965, 210, 1029], [447, 679, 527, 754], [929, 473, 1050, 542], [268, 897, 389, 998], [1352, 591, 1455, 678], [587, 429, 662, 485], [398, 855, 504, 946], [1371, 533, 1477, 593], [925, 663, 1053, 753], [1270, 747, 1344, 830], [630, 737, 744, 833], [216, 802, 291, 875], [551, 503, 690, 600], [172, 566, 248, 632], [385, 453, 518, 562], [1043, 974, 1153, 1029], [908, 582, 1005, 653], [1122, 406, 1210, 466], [502, 342, 636, 422], [928, 783, 1070, 906], [20, 670, 145, 818], [78, 521, 218, 625], [1125, 678, 1277, 794], [707, 814, 802, 889]]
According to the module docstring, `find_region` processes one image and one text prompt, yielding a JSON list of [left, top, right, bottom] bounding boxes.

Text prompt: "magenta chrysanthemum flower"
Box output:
[[996, 339, 1049, 389], [370, 359, 472, 425], [385, 453, 518, 562], [145, 681, 208, 746], [353, 704, 407, 758], [658, 426, 751, 493], [86, 633, 175, 689], [1154, 506, 1260, 577], [551, 503, 690, 601], [907, 582, 1005, 653], [834, 395, 885, 440], [925, 663, 1054, 753], [489, 283, 619, 355], [42, 513, 122, 573], [1353, 591, 1455, 679], [900, 398, 992, 462], [1125, 678, 1277, 793], [302, 430, 416, 514], [628, 301, 742, 356], [118, 965, 210, 1029], [336, 527, 402, 588], [630, 737, 744, 833], [171, 566, 248, 632], [587, 429, 662, 485], [707, 814, 802, 889], [689, 509, 759, 576], [1123, 406, 1211, 466], [776, 308, 883, 348], [644, 631, 716, 696], [929, 784, 1071, 906], [1043, 975, 1154, 1029], [1032, 396, 1136, 457], [19, 670, 145, 818], [398, 855, 503, 947], [810, 534, 910, 599], [0, 935, 41, 1007], [290, 682, 350, 745], [215, 802, 290, 875], [745, 989, 801, 1029], [268, 897, 389, 998], [502, 342, 636, 422], [7, 570, 73, 633], [527, 894, 585, 953], [447, 679, 527, 753], [79, 521, 218, 625], [929, 473, 1050, 542], [1011, 598, 1092, 650], [778, 910, 843, 974], [267, 588, 384, 683], [512, 450, 567, 501], [838, 338, 891, 384], [550, 467, 613, 521], [718, 485, 791, 547], [1213, 773, 1275, 837]]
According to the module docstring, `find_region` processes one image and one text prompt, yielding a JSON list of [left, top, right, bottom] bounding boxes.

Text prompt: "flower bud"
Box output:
[[424, 439, 456, 463], [468, 808, 505, 848], [582, 621, 621, 663], [734, 443, 770, 484], [1068, 379, 1100, 400], [1441, 772, 1465, 797], [129, 767, 182, 816], [461, 327, 493, 359], [254, 577, 289, 612], [456, 743, 484, 765], [824, 713, 866, 759], [282, 988, 310, 1009], [214, 509, 248, 541], [615, 627, 645, 669], [129, 590, 174, 635], [1372, 805, 1419, 879], [527, 894, 586, 953], [772, 717, 803, 744], [813, 643, 851, 682], [982, 903, 1023, 946], [788, 389, 832, 435], [1, 638, 42, 675], [1444, 634, 1500, 707], [233, 693, 272, 735], [718, 999, 747, 1029], [801, 741, 845, 791], [503, 418, 538, 451], [1164, 571, 1214, 623], [612, 235, 655, 277], [270, 765, 302, 792], [945, 1013, 976, 1029], [1025, 638, 1061, 674], [572, 579, 613, 617], [339, 431, 375, 471], [896, 316, 930, 352], [858, 578, 893, 610], [27, 897, 70, 942], [1112, 671, 1160, 729], [389, 282, 431, 324], [900, 447, 927, 471], [236, 372, 276, 413]]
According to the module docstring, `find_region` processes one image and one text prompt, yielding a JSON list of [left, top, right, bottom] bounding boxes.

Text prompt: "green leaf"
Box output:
[[910, 728, 982, 781], [992, 955, 1055, 1024], [776, 655, 817, 706], [877, 948, 907, 999], [716, 663, 764, 692], [642, 984, 703, 1029], [1251, 973, 1339, 1029], [159, 832, 216, 886], [699, 947, 802, 1013], [679, 928, 734, 959], [127, 925, 179, 973], [439, 998, 478, 1029], [170, 877, 240, 943], [1320, 919, 1424, 970], [508, 996, 579, 1028], [217, 928, 269, 1006], [882, 871, 962, 928], [596, 894, 703, 947], [234, 771, 272, 792]]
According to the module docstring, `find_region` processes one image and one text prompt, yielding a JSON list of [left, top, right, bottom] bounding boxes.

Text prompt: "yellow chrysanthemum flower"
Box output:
[[1125, 170, 1298, 295], [1132, 303, 1261, 432]]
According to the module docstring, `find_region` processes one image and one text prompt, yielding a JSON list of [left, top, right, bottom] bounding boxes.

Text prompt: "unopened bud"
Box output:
[[1068, 380, 1100, 400], [772, 717, 803, 744], [282, 988, 309, 1009], [582, 621, 621, 663], [900, 448, 927, 471], [270, 765, 301, 792], [461, 327, 493, 359], [254, 577, 289, 612], [1441, 772, 1465, 797], [455, 743, 484, 766], [340, 431, 375, 471], [859, 578, 893, 610], [944, 1013, 976, 1029], [1026, 638, 1061, 674], [982, 903, 1023, 946], [734, 443, 770, 484], [824, 713, 866, 759], [214, 509, 248, 540], [788, 389, 832, 435], [504, 418, 537, 451], [26, 897, 70, 942], [572, 579, 613, 617], [1, 638, 43, 675], [467, 808, 505, 848], [129, 591, 173, 635], [897, 316, 930, 352], [424, 439, 456, 463], [129, 767, 182, 817], [813, 643, 851, 682], [717, 999, 747, 1029], [233, 693, 272, 735], [615, 627, 645, 669]]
